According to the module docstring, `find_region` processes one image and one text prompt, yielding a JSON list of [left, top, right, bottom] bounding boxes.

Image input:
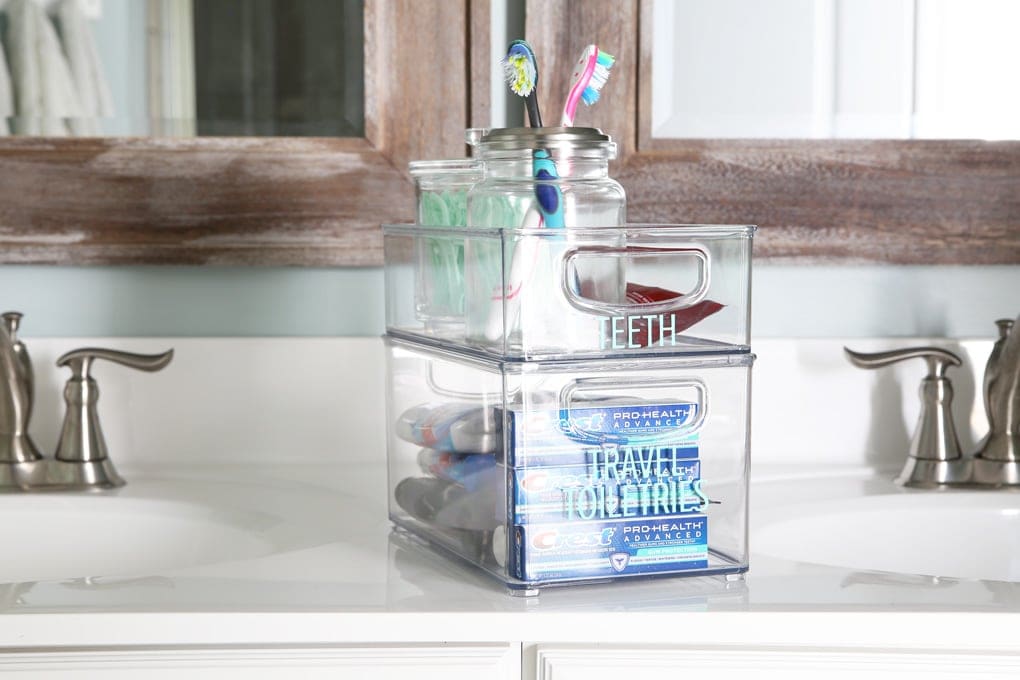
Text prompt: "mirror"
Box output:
[[651, 0, 1020, 140], [0, 0, 364, 136]]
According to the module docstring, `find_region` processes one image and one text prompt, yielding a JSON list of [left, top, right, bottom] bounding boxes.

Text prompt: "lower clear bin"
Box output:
[[385, 336, 753, 593]]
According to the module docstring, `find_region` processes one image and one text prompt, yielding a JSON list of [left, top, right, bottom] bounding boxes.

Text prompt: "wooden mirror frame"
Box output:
[[0, 0, 489, 266], [0, 0, 1015, 266]]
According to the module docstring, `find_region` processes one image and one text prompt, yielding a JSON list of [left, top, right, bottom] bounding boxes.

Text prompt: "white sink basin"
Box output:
[[755, 491, 1020, 582], [0, 476, 341, 584]]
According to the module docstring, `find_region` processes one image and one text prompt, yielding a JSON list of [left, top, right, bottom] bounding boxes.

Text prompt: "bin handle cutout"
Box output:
[[426, 361, 518, 400], [557, 375, 709, 445], [561, 246, 712, 317]]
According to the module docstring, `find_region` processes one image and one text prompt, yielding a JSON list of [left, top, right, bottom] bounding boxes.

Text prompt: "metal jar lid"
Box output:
[[477, 126, 613, 151]]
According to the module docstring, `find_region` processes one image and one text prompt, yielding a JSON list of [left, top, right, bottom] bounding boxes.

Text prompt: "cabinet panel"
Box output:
[[534, 645, 1020, 680], [0, 644, 520, 680]]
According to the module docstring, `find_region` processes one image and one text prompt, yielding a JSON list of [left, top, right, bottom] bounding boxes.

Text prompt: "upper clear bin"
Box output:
[[383, 223, 755, 360]]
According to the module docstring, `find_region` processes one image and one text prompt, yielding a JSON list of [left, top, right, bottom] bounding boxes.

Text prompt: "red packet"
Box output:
[[620, 282, 724, 348]]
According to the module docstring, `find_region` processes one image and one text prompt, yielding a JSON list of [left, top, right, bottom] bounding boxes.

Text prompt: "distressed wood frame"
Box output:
[[0, 0, 476, 266], [525, 0, 1020, 264], [0, 0, 1015, 266]]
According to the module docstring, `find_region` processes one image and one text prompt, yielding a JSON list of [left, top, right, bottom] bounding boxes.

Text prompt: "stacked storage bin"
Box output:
[[384, 128, 755, 594]]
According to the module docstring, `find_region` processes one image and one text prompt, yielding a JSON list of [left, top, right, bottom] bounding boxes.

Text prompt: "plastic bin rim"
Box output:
[[382, 223, 757, 239], [384, 334, 756, 370]]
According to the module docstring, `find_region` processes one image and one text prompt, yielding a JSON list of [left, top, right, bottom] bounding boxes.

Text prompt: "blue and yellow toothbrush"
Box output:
[[504, 40, 565, 229]]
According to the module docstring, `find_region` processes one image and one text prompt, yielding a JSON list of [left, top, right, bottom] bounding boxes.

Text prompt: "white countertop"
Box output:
[[3, 336, 1017, 651], [3, 462, 1018, 650]]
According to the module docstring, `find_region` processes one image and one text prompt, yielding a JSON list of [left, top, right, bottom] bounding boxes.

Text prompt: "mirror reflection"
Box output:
[[0, 0, 363, 137], [651, 0, 1020, 140]]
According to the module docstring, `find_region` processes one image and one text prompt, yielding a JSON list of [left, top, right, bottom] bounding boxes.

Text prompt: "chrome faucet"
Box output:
[[0, 311, 173, 492], [972, 316, 1020, 485], [844, 346, 970, 487], [845, 312, 1020, 488], [0, 312, 43, 470]]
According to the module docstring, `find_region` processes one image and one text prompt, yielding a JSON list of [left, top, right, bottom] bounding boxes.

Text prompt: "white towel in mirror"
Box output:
[[5, 0, 83, 135]]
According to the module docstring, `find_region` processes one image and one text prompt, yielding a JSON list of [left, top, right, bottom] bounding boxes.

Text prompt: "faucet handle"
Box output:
[[57, 347, 174, 379], [53, 347, 174, 488], [844, 346, 961, 376], [844, 345, 968, 487]]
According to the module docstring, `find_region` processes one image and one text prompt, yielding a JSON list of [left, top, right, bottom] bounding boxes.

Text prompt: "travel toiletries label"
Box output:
[[512, 516, 709, 581], [510, 453, 704, 523], [507, 402, 700, 467]]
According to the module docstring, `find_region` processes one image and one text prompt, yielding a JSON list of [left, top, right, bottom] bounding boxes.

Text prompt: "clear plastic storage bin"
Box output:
[[384, 223, 754, 360], [385, 336, 752, 593]]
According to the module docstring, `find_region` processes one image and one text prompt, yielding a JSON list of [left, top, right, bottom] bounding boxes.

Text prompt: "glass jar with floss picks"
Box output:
[[408, 159, 483, 330]]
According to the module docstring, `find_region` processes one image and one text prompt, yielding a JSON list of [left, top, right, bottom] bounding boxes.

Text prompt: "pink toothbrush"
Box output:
[[560, 44, 616, 126]]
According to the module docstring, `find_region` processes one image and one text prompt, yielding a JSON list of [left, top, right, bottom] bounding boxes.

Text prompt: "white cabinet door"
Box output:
[[531, 645, 1020, 680], [0, 644, 520, 679]]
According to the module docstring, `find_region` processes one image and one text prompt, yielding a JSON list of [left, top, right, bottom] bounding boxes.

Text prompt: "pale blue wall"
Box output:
[[1, 267, 384, 337], [2, 265, 1016, 338]]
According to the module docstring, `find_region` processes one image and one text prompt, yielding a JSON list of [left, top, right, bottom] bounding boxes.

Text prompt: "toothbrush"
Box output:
[[559, 44, 615, 227], [560, 45, 616, 127], [504, 40, 542, 127], [559, 46, 722, 346], [486, 41, 566, 341], [561, 46, 721, 345], [502, 41, 566, 228]]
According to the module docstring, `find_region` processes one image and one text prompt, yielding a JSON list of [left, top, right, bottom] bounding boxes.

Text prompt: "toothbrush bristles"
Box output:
[[502, 46, 537, 97], [503, 40, 543, 126], [596, 51, 615, 68], [580, 52, 615, 106]]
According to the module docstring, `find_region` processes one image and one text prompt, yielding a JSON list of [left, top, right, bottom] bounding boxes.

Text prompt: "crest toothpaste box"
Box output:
[[507, 402, 700, 467], [511, 516, 709, 581]]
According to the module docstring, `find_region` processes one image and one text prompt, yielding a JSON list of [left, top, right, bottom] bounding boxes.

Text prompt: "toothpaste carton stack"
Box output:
[[506, 402, 711, 581]]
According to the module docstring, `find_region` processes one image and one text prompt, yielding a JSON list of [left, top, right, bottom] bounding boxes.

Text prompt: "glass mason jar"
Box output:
[[408, 159, 482, 329], [464, 127, 626, 352]]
